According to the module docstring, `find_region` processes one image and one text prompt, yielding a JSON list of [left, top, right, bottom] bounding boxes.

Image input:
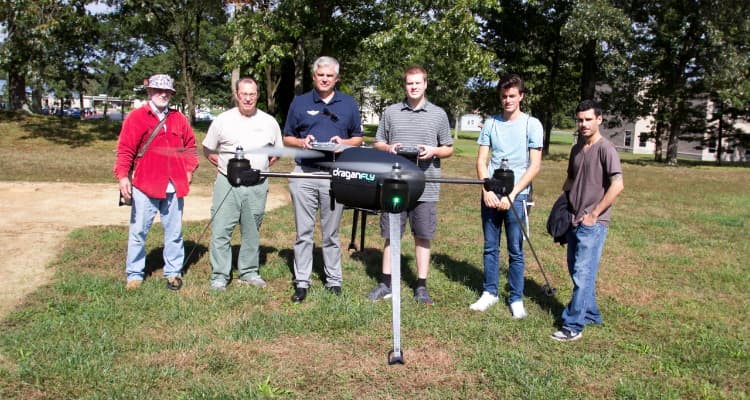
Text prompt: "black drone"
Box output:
[[227, 144, 514, 214]]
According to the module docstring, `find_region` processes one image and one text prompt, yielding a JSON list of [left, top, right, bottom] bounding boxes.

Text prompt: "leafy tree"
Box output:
[[115, 0, 228, 121], [701, 0, 750, 163], [51, 0, 103, 120], [479, 0, 581, 155], [623, 0, 750, 164], [225, 0, 384, 120], [227, 0, 295, 115], [355, 0, 496, 133], [0, 0, 61, 111]]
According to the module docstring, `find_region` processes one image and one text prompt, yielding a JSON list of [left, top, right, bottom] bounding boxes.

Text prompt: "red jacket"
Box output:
[[113, 104, 199, 199]]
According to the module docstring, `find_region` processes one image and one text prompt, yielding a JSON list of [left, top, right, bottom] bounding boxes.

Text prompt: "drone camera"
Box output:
[[485, 160, 514, 197], [227, 157, 261, 187], [380, 177, 409, 213]]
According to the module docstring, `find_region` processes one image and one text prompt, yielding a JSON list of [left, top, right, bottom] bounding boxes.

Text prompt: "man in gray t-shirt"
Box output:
[[551, 100, 624, 342], [366, 65, 453, 305]]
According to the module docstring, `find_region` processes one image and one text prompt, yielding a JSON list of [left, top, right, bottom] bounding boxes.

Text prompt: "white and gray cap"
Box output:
[[146, 74, 176, 93]]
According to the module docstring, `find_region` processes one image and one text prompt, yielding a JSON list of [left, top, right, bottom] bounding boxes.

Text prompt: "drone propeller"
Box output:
[[148, 147, 200, 157], [214, 146, 325, 159]]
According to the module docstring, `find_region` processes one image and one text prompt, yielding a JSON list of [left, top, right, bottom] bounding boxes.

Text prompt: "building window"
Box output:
[[624, 130, 632, 147], [639, 132, 648, 147]]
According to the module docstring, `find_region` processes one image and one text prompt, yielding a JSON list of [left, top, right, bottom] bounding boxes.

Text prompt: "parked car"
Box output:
[[195, 109, 215, 121], [68, 108, 81, 118]]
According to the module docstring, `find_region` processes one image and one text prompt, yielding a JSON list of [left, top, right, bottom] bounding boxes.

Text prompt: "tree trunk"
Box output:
[[542, 108, 554, 157], [264, 64, 281, 116], [31, 85, 43, 114], [231, 68, 240, 107], [579, 40, 598, 101], [654, 120, 665, 162], [78, 92, 85, 120], [317, 3, 333, 56], [8, 69, 27, 112], [181, 48, 196, 122], [293, 38, 305, 95], [666, 121, 680, 165], [716, 100, 723, 165]]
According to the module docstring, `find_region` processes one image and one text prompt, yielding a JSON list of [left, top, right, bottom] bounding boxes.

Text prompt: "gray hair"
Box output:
[[235, 77, 259, 93], [311, 56, 340, 76]]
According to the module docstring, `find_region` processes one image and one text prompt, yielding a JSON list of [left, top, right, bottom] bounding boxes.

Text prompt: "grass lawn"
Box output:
[[0, 112, 748, 399]]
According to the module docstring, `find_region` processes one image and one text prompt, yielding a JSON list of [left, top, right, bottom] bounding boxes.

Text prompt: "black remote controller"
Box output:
[[309, 141, 338, 151], [396, 145, 421, 158]]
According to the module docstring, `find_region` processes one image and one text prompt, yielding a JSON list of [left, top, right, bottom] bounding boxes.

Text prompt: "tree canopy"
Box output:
[[2, 0, 748, 163]]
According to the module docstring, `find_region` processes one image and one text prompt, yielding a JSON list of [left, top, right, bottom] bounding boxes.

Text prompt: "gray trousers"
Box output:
[[209, 174, 268, 284], [289, 166, 344, 288]]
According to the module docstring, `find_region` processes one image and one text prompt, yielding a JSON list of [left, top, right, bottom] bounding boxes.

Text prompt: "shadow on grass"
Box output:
[[432, 251, 566, 320], [20, 117, 120, 147], [619, 157, 750, 168], [144, 242, 278, 281], [278, 246, 376, 289], [355, 247, 420, 288], [432, 252, 484, 292], [144, 239, 207, 278], [524, 276, 567, 324]]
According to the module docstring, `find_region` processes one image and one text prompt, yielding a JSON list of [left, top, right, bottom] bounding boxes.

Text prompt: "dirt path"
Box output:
[[0, 181, 289, 320]]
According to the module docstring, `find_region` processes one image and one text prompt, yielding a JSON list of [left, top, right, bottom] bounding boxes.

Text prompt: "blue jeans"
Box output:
[[480, 193, 527, 303], [561, 222, 608, 333], [126, 187, 184, 281]]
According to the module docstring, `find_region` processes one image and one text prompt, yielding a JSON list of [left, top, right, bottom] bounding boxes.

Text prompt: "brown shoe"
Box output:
[[166, 276, 183, 291], [126, 280, 142, 290]]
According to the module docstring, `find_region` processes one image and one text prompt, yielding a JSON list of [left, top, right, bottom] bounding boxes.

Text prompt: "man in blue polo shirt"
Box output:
[[283, 56, 363, 303]]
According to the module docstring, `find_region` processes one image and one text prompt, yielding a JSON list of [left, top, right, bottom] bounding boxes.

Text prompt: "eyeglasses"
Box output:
[[322, 108, 339, 122], [238, 92, 258, 99]]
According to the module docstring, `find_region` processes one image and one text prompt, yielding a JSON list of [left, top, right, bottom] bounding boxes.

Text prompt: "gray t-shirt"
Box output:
[[375, 99, 452, 202], [566, 137, 622, 226]]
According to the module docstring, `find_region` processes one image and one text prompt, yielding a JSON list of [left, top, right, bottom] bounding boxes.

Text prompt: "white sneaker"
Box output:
[[510, 301, 528, 319], [469, 292, 499, 311]]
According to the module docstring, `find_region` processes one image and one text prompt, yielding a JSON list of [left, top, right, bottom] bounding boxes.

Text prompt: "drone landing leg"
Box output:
[[360, 211, 368, 251], [387, 213, 404, 365], [348, 209, 359, 251]]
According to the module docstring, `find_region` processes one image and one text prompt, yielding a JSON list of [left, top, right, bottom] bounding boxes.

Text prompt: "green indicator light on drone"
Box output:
[[381, 179, 408, 214]]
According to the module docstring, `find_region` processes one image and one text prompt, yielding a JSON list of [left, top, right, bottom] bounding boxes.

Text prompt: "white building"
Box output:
[[606, 98, 749, 162], [459, 114, 483, 132]]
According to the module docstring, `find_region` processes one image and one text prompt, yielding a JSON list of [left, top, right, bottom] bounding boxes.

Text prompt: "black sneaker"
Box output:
[[550, 328, 583, 342], [291, 287, 308, 303], [326, 286, 342, 296]]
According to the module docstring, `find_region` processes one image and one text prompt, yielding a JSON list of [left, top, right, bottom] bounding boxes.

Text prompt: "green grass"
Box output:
[[1, 112, 749, 399]]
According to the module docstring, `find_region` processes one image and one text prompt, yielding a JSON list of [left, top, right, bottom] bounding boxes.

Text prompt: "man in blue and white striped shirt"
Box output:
[[366, 65, 454, 305]]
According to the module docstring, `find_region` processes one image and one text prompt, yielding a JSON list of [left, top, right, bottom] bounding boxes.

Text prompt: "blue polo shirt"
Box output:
[[283, 89, 362, 166]]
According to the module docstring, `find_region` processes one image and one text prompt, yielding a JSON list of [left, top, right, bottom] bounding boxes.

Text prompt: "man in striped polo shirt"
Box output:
[[366, 65, 454, 305]]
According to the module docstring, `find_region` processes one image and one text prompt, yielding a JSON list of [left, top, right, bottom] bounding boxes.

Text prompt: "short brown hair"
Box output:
[[404, 64, 427, 82], [497, 74, 525, 94]]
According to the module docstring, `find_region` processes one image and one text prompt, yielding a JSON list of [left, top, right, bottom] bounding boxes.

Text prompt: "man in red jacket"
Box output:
[[114, 74, 199, 291]]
